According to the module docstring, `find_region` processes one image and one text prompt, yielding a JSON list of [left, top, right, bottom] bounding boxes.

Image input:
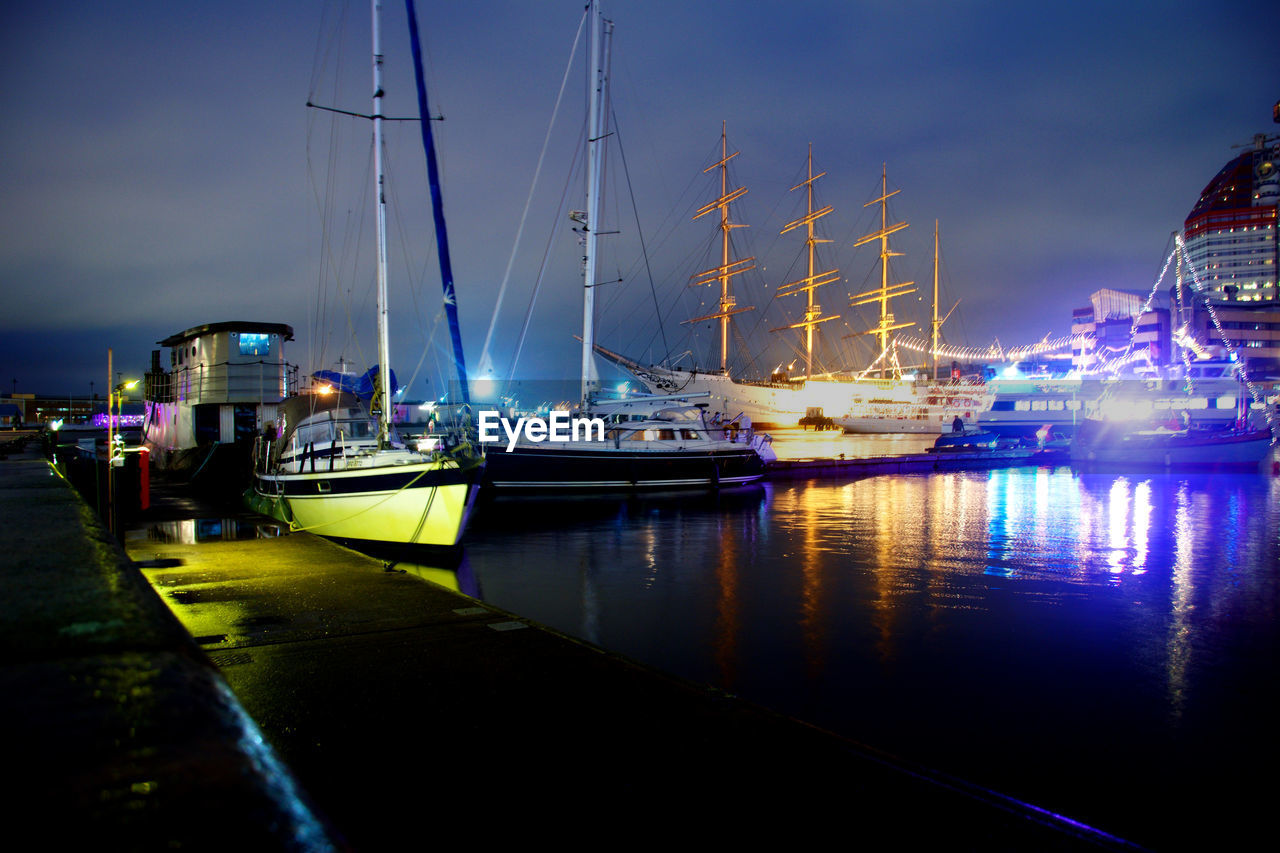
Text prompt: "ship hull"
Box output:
[[483, 443, 765, 492], [837, 415, 946, 434], [1071, 427, 1274, 471], [613, 361, 985, 433]]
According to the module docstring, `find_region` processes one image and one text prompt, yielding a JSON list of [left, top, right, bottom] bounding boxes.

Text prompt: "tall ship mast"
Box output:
[[774, 145, 841, 378], [686, 123, 755, 373], [594, 159, 987, 433], [931, 220, 940, 381], [850, 165, 915, 378]]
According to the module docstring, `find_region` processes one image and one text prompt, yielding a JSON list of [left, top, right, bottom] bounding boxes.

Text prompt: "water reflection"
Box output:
[[459, 467, 1279, 848], [396, 556, 478, 597], [128, 517, 289, 544]]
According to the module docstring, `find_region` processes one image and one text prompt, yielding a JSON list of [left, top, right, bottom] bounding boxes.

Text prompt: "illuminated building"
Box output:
[[1182, 133, 1279, 304], [1070, 289, 1171, 373], [1178, 127, 1280, 375]]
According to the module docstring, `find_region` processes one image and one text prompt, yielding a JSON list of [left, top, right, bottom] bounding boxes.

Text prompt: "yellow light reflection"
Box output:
[[713, 513, 742, 689]]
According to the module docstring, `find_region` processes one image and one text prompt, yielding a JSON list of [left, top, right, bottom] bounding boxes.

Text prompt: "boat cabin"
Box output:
[[144, 321, 297, 459]]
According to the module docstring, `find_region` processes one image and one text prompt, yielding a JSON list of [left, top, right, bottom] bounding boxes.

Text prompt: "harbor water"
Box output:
[[452, 430, 1278, 850]]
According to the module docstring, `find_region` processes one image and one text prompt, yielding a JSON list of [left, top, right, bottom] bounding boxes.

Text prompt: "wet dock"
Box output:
[[4, 441, 1141, 850]]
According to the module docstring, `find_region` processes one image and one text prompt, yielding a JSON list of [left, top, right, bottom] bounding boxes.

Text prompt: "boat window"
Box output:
[[1031, 400, 1047, 411], [1066, 400, 1082, 410], [239, 333, 272, 356], [297, 421, 335, 446], [1014, 400, 1031, 411], [655, 429, 676, 440], [338, 419, 372, 438], [681, 429, 700, 440], [991, 400, 1016, 411], [1216, 396, 1236, 410], [1048, 400, 1064, 410]]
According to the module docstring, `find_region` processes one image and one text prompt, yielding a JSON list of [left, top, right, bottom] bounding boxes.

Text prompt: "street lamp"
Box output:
[[109, 378, 139, 463], [105, 346, 139, 537]]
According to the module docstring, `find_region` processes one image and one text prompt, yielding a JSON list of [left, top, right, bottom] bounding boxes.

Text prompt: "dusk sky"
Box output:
[[2, 0, 1277, 399]]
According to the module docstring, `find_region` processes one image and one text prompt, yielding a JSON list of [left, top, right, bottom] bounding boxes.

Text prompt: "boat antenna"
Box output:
[[405, 0, 471, 407]]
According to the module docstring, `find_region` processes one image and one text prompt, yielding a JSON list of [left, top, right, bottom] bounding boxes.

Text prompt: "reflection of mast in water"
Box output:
[[1166, 482, 1194, 721], [712, 514, 742, 689], [865, 477, 928, 663], [577, 534, 603, 646], [797, 487, 827, 681]]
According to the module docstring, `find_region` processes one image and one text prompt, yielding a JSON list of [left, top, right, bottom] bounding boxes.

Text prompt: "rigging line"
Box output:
[[306, 101, 377, 384], [306, 98, 348, 376], [624, 158, 726, 365], [609, 110, 670, 365], [403, 302, 448, 403], [383, 157, 435, 401], [325, 133, 379, 387], [507, 115, 588, 385], [308, 0, 350, 112], [339, 135, 378, 384], [479, 6, 588, 378], [381, 135, 451, 401]]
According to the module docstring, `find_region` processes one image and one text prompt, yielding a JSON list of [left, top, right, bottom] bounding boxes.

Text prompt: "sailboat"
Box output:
[[251, 0, 483, 549], [1069, 237, 1276, 470], [481, 1, 769, 493]]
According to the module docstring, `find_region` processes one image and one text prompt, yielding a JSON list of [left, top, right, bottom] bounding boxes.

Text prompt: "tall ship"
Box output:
[[599, 161, 986, 431]]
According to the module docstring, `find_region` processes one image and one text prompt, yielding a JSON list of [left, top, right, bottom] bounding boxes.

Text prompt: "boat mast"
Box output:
[[775, 144, 840, 379], [371, 0, 393, 444], [687, 123, 755, 373], [579, 1, 611, 404], [404, 0, 470, 407], [851, 165, 915, 379]]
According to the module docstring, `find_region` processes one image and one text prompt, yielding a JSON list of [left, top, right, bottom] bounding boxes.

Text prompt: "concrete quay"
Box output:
[[4, 441, 1142, 850]]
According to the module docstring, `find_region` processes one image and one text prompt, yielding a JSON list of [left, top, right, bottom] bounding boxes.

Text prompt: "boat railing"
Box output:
[[144, 360, 299, 404]]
